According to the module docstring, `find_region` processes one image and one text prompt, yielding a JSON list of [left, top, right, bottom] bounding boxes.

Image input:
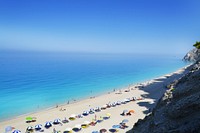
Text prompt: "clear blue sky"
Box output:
[[0, 0, 200, 55]]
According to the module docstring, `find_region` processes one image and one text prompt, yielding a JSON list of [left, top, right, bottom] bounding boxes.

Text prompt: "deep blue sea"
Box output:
[[0, 52, 187, 120]]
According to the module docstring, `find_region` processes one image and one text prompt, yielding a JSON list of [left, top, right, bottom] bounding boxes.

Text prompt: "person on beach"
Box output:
[[95, 114, 97, 121], [121, 111, 125, 116], [53, 128, 56, 133]]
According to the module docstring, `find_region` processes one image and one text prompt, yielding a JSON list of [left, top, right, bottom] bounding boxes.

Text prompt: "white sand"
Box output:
[[0, 66, 190, 133]]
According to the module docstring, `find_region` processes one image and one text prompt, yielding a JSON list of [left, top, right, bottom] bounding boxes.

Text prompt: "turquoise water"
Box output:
[[0, 52, 186, 120]]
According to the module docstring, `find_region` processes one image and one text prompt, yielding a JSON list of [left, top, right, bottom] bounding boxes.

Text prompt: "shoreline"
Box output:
[[0, 65, 185, 122], [0, 85, 129, 122], [0, 65, 192, 133]]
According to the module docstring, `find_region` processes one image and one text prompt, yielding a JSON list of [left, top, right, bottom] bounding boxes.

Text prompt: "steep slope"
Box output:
[[183, 48, 200, 62], [127, 61, 200, 133]]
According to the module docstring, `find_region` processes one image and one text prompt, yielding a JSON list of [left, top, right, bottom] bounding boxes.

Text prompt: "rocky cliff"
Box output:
[[127, 56, 200, 133], [183, 48, 200, 62]]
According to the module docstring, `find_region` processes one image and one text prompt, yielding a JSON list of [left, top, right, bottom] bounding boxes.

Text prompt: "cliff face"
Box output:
[[128, 61, 200, 133], [183, 48, 200, 62], [127, 49, 200, 133]]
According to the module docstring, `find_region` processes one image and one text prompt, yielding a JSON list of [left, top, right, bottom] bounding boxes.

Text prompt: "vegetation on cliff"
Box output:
[[193, 41, 200, 49]]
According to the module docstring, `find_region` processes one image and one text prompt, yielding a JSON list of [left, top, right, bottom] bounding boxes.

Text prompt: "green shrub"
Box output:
[[193, 41, 200, 49]]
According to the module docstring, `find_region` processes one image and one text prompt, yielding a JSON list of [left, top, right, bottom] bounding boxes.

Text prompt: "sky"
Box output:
[[0, 0, 200, 55]]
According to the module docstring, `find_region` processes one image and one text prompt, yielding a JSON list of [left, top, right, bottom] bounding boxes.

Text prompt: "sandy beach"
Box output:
[[0, 66, 190, 133]]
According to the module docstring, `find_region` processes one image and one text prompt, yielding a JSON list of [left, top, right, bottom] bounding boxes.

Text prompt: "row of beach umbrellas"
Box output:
[[10, 120, 128, 133], [13, 113, 110, 132], [10, 96, 138, 133], [81, 97, 137, 117], [92, 119, 129, 133]]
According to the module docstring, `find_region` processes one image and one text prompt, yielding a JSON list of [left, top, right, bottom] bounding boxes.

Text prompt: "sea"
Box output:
[[0, 51, 187, 120]]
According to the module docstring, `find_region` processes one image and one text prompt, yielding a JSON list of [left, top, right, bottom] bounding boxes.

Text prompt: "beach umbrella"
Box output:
[[77, 114, 83, 118], [111, 102, 116, 107], [12, 130, 21, 133], [124, 98, 130, 102], [101, 105, 107, 110], [129, 110, 135, 113], [44, 121, 52, 128], [62, 118, 69, 123], [81, 124, 89, 128], [95, 107, 101, 112], [106, 113, 111, 117], [63, 131, 71, 133], [69, 114, 76, 120], [90, 108, 95, 111], [5, 126, 13, 132], [26, 116, 32, 122], [53, 118, 61, 124], [121, 100, 126, 104], [99, 129, 107, 133], [112, 125, 120, 129], [132, 97, 137, 101], [83, 111, 89, 116], [120, 109, 128, 116], [64, 127, 72, 133], [73, 124, 81, 132], [26, 116, 32, 120], [102, 104, 107, 108], [122, 119, 129, 123], [89, 108, 95, 114], [27, 126, 34, 131], [35, 124, 42, 130], [116, 101, 121, 105], [90, 121, 97, 126], [109, 129, 118, 133], [123, 110, 128, 113], [107, 103, 112, 108], [92, 131, 99, 133]]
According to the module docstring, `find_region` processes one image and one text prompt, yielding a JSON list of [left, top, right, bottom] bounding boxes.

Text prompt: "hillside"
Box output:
[[183, 48, 200, 62], [127, 50, 200, 133]]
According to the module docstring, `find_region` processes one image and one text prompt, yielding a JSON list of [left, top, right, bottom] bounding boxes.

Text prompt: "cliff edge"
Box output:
[[183, 48, 200, 62]]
